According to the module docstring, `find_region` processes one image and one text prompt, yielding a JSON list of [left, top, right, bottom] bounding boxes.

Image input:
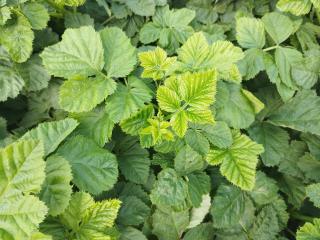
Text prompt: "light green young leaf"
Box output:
[[20, 118, 78, 156], [60, 192, 121, 239], [139, 47, 177, 80], [306, 183, 320, 208], [39, 155, 72, 216], [206, 131, 264, 191], [57, 135, 118, 194], [0, 195, 48, 240], [21, 2, 49, 30], [0, 65, 25, 102], [297, 218, 320, 240], [100, 27, 137, 78], [277, 0, 312, 16], [0, 6, 11, 25], [0, 14, 34, 63], [71, 107, 114, 146], [54, 0, 85, 6], [105, 76, 153, 123], [152, 208, 189, 240], [236, 17, 265, 49], [269, 90, 320, 135], [41, 26, 104, 78], [0, 140, 45, 199], [178, 32, 244, 78], [120, 105, 154, 136], [59, 75, 116, 113], [262, 12, 294, 44]]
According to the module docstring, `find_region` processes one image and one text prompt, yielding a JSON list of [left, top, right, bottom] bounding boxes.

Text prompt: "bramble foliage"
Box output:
[[1, 0, 320, 239]]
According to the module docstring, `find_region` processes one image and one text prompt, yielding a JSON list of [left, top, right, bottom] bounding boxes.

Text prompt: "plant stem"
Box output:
[[263, 45, 279, 52], [290, 212, 314, 222]]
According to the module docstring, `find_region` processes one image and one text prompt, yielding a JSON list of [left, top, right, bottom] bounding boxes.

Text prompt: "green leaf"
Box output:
[[20, 118, 79, 156], [150, 168, 189, 211], [306, 183, 320, 208], [152, 208, 189, 240], [0, 65, 25, 102], [269, 90, 320, 135], [301, 133, 320, 159], [187, 172, 211, 208], [262, 12, 294, 44], [298, 153, 320, 181], [297, 218, 320, 240], [238, 48, 265, 80], [0, 14, 34, 63], [210, 184, 247, 228], [185, 128, 210, 156], [206, 131, 264, 190], [139, 47, 177, 80], [126, 0, 156, 16], [105, 76, 153, 123], [248, 122, 290, 167], [275, 46, 302, 89], [174, 145, 204, 175], [0, 140, 45, 198], [248, 171, 279, 206], [236, 17, 265, 49], [21, 2, 49, 30], [71, 107, 115, 146], [183, 223, 214, 240], [249, 206, 280, 240], [100, 27, 137, 78], [59, 75, 116, 113], [39, 155, 72, 216], [54, 0, 85, 6], [278, 141, 306, 178], [16, 55, 50, 92], [277, 0, 312, 16], [117, 137, 150, 184], [120, 227, 147, 240], [64, 12, 94, 28], [214, 81, 257, 129], [57, 135, 118, 194], [40, 26, 104, 78], [199, 122, 232, 148], [117, 196, 150, 226], [278, 174, 306, 208], [0, 195, 48, 239]]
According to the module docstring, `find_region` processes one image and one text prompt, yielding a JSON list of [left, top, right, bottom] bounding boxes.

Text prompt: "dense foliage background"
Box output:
[[1, 0, 320, 239]]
